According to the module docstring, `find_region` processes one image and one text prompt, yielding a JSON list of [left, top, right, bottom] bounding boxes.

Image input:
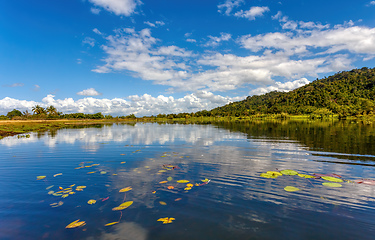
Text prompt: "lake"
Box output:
[[1, 121, 375, 240]]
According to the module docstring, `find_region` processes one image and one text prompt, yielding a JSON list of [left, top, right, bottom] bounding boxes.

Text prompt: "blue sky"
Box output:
[[1, 0, 375, 116]]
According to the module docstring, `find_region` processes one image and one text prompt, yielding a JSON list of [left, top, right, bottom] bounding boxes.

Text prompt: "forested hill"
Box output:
[[206, 67, 375, 117]]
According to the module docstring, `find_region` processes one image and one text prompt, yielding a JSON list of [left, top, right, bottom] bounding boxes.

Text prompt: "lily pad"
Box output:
[[321, 176, 343, 182], [157, 217, 175, 224], [298, 174, 314, 178], [322, 182, 342, 187], [260, 173, 278, 178], [112, 201, 133, 211], [280, 170, 298, 175], [87, 199, 96, 204], [66, 219, 86, 229], [284, 186, 300, 192], [37, 176, 46, 180], [119, 187, 132, 192], [177, 180, 189, 183]]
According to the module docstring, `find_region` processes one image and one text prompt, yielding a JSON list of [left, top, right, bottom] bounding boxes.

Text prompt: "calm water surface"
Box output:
[[1, 121, 375, 240]]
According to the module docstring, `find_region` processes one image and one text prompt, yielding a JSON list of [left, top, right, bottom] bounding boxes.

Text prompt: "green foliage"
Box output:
[[7, 109, 23, 119], [203, 67, 375, 117]]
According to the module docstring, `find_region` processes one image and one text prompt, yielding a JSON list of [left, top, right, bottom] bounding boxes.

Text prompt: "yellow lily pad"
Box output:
[[298, 174, 314, 178], [87, 199, 96, 204], [157, 217, 175, 224], [119, 187, 132, 192], [159, 201, 167, 205], [284, 186, 300, 192], [322, 182, 342, 187], [66, 219, 86, 229], [37, 176, 46, 180], [280, 170, 298, 175], [112, 201, 133, 211], [105, 222, 119, 226], [177, 180, 189, 183], [321, 176, 343, 182]]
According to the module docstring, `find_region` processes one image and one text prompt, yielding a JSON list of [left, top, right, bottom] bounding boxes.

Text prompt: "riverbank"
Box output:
[[1, 115, 374, 139]]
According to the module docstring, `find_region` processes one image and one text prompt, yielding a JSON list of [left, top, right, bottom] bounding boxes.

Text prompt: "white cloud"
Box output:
[[218, 0, 244, 15], [205, 32, 232, 47], [249, 78, 310, 95], [92, 28, 192, 86], [368, 1, 375, 6], [239, 25, 375, 57], [0, 93, 245, 116], [77, 88, 102, 96], [90, 7, 101, 14], [88, 0, 141, 16], [93, 28, 102, 35], [83, 37, 95, 47], [144, 21, 165, 28], [234, 6, 270, 20], [186, 39, 197, 43]]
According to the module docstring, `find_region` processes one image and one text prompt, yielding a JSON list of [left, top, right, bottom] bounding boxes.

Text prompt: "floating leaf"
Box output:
[[159, 201, 167, 205], [284, 186, 300, 192], [51, 201, 63, 208], [322, 182, 342, 187], [177, 180, 189, 183], [62, 194, 69, 198], [167, 186, 174, 189], [92, 164, 100, 166], [158, 170, 167, 173], [201, 178, 209, 182], [152, 191, 156, 194], [266, 171, 282, 176], [87, 199, 96, 204], [87, 171, 96, 174], [66, 219, 86, 229], [37, 176, 46, 180], [112, 201, 133, 211], [100, 171, 107, 174], [46, 185, 54, 190], [54, 173, 62, 177], [119, 187, 132, 192], [280, 170, 298, 175], [321, 176, 343, 183], [121, 162, 126, 164], [159, 181, 168, 184], [175, 198, 182, 201], [157, 217, 175, 224], [48, 190, 54, 195], [298, 174, 314, 178], [260, 173, 278, 178], [167, 177, 173, 181], [186, 183, 193, 187], [69, 192, 75, 195], [76, 186, 86, 189], [53, 193, 62, 196], [184, 187, 192, 191], [105, 222, 119, 226]]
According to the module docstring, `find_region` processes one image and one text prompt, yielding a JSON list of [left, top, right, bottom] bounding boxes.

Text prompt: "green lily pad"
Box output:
[[298, 174, 314, 178], [260, 173, 277, 178]]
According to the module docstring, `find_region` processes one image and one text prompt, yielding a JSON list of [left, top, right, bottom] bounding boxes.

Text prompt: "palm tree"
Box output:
[[46, 105, 57, 115], [32, 105, 46, 115]]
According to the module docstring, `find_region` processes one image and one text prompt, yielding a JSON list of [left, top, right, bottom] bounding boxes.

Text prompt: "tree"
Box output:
[[7, 109, 23, 119], [46, 105, 57, 115], [32, 105, 46, 115]]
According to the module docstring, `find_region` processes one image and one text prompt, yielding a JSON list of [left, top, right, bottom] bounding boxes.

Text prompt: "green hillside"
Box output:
[[206, 67, 375, 118]]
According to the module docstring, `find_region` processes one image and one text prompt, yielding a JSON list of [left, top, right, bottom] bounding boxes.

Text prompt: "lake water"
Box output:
[[1, 121, 375, 240]]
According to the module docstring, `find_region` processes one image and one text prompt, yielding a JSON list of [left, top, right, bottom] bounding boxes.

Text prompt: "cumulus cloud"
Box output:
[[2, 83, 24, 87], [92, 28, 193, 86], [88, 0, 141, 16], [249, 78, 310, 95], [368, 1, 375, 6], [239, 25, 375, 57], [234, 6, 270, 20], [218, 0, 244, 15], [93, 28, 102, 35], [0, 92, 245, 116], [77, 88, 102, 96], [204, 33, 232, 47]]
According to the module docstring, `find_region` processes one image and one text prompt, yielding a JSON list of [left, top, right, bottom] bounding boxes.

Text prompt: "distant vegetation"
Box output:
[[202, 67, 375, 119], [1, 67, 375, 122]]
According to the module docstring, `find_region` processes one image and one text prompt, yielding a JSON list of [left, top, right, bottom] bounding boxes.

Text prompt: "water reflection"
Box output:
[[1, 122, 375, 239]]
